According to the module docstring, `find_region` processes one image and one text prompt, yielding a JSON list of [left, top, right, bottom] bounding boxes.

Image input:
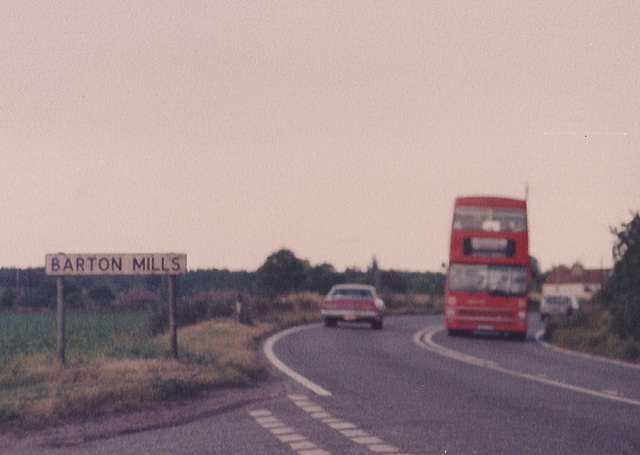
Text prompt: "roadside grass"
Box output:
[[383, 293, 443, 315], [0, 292, 440, 431], [8, 291, 637, 431], [544, 301, 640, 363], [0, 315, 279, 431]]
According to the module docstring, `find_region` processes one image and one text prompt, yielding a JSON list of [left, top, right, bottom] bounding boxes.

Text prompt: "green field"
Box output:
[[0, 311, 153, 363]]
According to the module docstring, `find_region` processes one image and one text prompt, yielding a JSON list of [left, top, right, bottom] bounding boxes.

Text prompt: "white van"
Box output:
[[540, 295, 579, 320]]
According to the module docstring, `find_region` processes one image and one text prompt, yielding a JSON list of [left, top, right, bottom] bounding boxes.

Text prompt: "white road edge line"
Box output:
[[536, 328, 640, 370], [413, 325, 640, 407], [263, 324, 332, 397]]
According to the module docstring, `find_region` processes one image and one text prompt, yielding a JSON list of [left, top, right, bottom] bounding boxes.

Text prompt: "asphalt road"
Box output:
[[7, 314, 640, 454], [263, 314, 640, 454]]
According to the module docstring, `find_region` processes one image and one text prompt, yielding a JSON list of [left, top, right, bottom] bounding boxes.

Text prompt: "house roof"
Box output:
[[544, 263, 611, 285]]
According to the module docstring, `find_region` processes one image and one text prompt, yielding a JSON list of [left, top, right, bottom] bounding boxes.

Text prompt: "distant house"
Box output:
[[542, 263, 611, 301]]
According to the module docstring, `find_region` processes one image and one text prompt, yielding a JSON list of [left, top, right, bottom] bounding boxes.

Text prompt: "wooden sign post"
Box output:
[[168, 274, 178, 359], [56, 276, 65, 365]]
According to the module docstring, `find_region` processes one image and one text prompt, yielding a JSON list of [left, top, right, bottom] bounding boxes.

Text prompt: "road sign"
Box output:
[[45, 253, 187, 276], [45, 253, 187, 364]]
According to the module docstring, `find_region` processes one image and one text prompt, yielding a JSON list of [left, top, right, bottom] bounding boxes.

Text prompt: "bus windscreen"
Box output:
[[448, 264, 527, 296]]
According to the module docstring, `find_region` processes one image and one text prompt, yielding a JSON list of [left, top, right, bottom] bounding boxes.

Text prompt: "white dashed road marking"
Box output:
[[262, 322, 414, 454], [249, 409, 330, 455], [288, 394, 412, 455]]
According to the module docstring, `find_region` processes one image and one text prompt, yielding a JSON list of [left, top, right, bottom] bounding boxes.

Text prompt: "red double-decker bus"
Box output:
[[444, 196, 529, 340]]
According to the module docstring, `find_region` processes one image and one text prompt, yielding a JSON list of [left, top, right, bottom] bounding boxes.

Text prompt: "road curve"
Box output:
[[265, 314, 640, 454], [8, 315, 638, 454], [414, 324, 640, 407]]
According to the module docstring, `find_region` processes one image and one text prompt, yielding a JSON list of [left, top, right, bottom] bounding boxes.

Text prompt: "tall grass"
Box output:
[[382, 292, 443, 315], [0, 291, 439, 430], [0, 319, 276, 429], [544, 301, 640, 362], [0, 292, 325, 430]]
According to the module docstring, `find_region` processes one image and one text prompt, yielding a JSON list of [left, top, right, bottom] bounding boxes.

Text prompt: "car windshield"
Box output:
[[453, 206, 527, 232], [448, 263, 527, 296], [332, 288, 373, 299]]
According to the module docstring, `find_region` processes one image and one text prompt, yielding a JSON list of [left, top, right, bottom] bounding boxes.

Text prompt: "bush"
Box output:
[[1, 289, 16, 309], [146, 291, 239, 335], [622, 340, 640, 361], [544, 301, 640, 362], [603, 212, 640, 341], [89, 285, 116, 309], [379, 292, 441, 315], [251, 293, 322, 324]]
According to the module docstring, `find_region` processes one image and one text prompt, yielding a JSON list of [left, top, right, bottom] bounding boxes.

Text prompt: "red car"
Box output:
[[321, 284, 385, 329]]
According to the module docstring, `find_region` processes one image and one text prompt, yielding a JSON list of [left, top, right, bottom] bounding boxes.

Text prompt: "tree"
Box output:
[[379, 269, 408, 293], [602, 212, 640, 340], [368, 257, 380, 289], [406, 272, 445, 295], [255, 249, 308, 296], [307, 263, 342, 294], [529, 256, 544, 293], [1, 288, 16, 309]]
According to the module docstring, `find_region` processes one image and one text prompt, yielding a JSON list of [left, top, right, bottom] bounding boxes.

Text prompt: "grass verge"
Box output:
[[0, 319, 279, 431], [0, 292, 440, 431], [543, 301, 640, 363]]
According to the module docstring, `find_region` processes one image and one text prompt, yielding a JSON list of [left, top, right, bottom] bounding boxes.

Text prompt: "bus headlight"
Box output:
[[447, 296, 456, 306], [518, 311, 526, 320]]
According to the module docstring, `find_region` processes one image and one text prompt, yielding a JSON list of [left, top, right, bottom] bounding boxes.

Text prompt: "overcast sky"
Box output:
[[1, 1, 638, 273]]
